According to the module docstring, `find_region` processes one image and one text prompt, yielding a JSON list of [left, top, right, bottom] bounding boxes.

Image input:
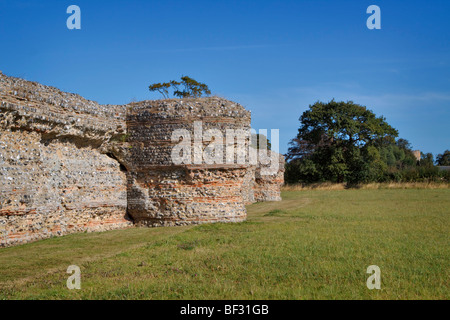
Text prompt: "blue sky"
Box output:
[[0, 0, 449, 156]]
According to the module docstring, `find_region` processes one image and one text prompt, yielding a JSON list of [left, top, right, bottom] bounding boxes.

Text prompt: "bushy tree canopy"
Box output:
[[286, 100, 402, 183], [285, 100, 446, 184], [436, 150, 450, 166]]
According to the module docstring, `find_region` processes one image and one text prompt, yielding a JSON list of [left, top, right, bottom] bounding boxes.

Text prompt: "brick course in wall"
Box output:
[[0, 72, 284, 247]]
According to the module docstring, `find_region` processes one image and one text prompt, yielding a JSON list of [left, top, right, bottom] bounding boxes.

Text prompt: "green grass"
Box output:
[[0, 189, 449, 299]]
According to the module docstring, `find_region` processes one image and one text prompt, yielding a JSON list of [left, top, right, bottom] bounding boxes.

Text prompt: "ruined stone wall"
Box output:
[[253, 151, 285, 202], [126, 98, 251, 226], [242, 151, 285, 203], [0, 73, 131, 247], [242, 165, 256, 205], [0, 72, 284, 247]]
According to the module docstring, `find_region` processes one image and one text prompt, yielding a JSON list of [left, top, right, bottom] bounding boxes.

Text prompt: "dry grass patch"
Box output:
[[282, 182, 449, 191]]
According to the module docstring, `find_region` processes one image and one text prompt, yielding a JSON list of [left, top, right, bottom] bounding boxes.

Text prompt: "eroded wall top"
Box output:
[[0, 71, 127, 144]]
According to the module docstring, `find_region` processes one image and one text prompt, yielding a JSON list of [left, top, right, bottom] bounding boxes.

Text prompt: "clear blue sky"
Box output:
[[0, 0, 449, 156]]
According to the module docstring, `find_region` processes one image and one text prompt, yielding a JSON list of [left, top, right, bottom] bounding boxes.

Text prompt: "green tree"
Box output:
[[396, 138, 411, 150], [148, 82, 171, 99], [286, 100, 398, 183], [172, 76, 211, 98], [149, 76, 211, 99], [436, 150, 450, 166], [419, 152, 434, 167]]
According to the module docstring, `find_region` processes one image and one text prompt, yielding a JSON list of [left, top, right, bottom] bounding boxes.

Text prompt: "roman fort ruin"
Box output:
[[0, 72, 284, 247]]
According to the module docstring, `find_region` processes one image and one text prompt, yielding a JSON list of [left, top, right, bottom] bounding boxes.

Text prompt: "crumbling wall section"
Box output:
[[0, 73, 131, 247], [253, 151, 285, 202]]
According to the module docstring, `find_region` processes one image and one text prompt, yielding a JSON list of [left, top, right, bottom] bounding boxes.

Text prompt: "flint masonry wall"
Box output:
[[0, 73, 131, 247], [254, 151, 285, 202], [126, 98, 251, 226], [0, 72, 284, 247]]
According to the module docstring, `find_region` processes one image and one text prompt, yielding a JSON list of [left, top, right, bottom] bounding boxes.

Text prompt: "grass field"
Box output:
[[0, 188, 449, 300]]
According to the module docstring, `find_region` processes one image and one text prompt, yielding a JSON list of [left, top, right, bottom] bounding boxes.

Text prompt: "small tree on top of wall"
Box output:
[[149, 76, 211, 99]]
